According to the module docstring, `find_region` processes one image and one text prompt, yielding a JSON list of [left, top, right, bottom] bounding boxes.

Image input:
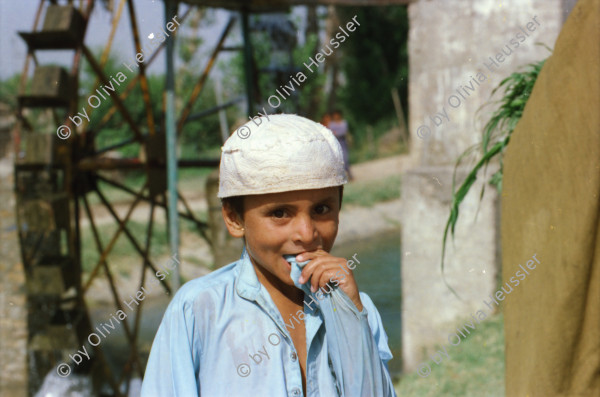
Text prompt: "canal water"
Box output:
[[331, 229, 402, 378]]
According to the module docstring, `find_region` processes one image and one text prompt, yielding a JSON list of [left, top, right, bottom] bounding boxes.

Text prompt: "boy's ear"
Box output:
[[222, 203, 245, 238]]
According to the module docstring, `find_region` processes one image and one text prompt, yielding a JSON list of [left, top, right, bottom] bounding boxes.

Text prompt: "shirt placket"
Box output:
[[254, 293, 306, 396]]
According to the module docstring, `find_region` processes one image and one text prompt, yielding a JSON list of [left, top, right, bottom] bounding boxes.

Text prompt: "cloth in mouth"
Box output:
[[284, 254, 311, 292]]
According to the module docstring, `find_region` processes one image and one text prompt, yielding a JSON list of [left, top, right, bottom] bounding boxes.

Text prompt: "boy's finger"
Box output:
[[298, 248, 332, 259], [316, 266, 348, 292], [309, 265, 328, 292], [296, 251, 312, 260], [298, 255, 329, 281], [298, 259, 318, 284], [318, 270, 338, 291]]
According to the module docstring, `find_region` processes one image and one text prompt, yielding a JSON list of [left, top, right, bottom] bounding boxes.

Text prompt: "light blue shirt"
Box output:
[[141, 249, 395, 397]]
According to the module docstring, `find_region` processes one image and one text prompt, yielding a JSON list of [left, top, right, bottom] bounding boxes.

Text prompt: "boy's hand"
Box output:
[[296, 250, 363, 312]]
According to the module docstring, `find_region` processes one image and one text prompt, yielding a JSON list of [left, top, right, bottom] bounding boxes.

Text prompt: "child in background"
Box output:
[[320, 112, 331, 128], [141, 114, 395, 396], [328, 110, 353, 181]]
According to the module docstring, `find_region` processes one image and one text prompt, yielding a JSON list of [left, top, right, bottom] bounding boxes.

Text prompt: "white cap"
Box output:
[[218, 114, 347, 198]]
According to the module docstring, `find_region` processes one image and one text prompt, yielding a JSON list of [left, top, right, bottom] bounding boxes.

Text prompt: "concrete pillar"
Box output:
[[402, 0, 563, 372]]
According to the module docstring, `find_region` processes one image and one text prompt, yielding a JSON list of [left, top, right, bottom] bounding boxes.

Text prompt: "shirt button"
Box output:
[[291, 388, 301, 396], [290, 352, 297, 361]]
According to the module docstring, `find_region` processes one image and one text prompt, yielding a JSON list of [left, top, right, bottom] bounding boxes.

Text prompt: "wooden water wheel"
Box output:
[[13, 1, 240, 394]]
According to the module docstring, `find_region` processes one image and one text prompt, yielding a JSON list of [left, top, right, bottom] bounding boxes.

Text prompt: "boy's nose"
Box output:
[[292, 214, 318, 245]]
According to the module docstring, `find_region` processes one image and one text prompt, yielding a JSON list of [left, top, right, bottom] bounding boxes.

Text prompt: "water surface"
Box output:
[[332, 229, 402, 378]]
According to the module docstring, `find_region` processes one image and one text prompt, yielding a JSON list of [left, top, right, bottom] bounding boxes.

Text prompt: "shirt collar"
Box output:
[[234, 247, 326, 345], [235, 246, 263, 301]]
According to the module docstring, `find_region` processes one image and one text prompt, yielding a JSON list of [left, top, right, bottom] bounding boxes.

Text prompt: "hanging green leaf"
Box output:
[[440, 57, 548, 299]]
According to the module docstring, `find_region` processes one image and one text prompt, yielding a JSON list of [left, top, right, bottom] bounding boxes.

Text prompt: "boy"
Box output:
[[141, 114, 395, 396]]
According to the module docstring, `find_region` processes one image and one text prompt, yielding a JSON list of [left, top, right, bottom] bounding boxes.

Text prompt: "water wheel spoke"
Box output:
[[82, 182, 147, 293], [94, 77, 141, 135], [97, 173, 201, 223], [80, 300, 126, 397], [133, 201, 155, 340], [79, 0, 127, 133], [123, 201, 158, 383], [81, 195, 138, 346], [117, 355, 138, 390], [82, 45, 144, 142], [177, 189, 211, 244], [95, 135, 142, 156], [126, 0, 156, 136], [177, 16, 237, 133], [95, 184, 172, 295], [91, 184, 161, 378], [91, 7, 193, 136]]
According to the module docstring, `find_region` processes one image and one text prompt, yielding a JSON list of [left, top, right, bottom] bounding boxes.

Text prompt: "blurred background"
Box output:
[[0, 0, 581, 396]]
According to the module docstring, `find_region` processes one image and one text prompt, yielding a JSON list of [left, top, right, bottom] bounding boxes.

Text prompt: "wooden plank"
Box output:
[[18, 66, 72, 109], [26, 266, 65, 296]]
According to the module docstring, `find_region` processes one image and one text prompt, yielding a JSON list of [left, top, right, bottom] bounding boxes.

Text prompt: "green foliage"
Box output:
[[79, 44, 231, 158], [227, 22, 316, 115], [292, 33, 327, 115], [224, 7, 410, 161], [177, 9, 215, 66], [348, 115, 406, 164], [440, 58, 547, 296], [80, 50, 162, 157], [343, 175, 401, 207], [0, 74, 21, 110], [176, 72, 224, 156], [337, 6, 409, 125]]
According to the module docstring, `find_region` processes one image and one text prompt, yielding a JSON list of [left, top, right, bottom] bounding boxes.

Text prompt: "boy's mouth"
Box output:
[[282, 254, 302, 271], [283, 258, 292, 271]]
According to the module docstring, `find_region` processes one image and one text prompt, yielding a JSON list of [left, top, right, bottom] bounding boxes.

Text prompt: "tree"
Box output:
[[337, 6, 409, 126]]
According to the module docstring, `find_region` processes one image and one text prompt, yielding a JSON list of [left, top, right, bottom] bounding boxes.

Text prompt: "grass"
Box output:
[[349, 116, 409, 164], [395, 312, 504, 397], [343, 175, 401, 207]]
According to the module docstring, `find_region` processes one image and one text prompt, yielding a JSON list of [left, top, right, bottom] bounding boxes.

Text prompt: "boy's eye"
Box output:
[[271, 209, 286, 218], [315, 204, 330, 215]]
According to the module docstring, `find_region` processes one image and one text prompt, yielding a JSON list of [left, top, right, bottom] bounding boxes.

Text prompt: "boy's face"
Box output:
[[240, 187, 340, 287]]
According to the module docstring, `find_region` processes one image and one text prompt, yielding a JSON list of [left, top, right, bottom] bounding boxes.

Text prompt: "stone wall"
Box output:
[[401, 0, 564, 372], [0, 127, 28, 396]]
